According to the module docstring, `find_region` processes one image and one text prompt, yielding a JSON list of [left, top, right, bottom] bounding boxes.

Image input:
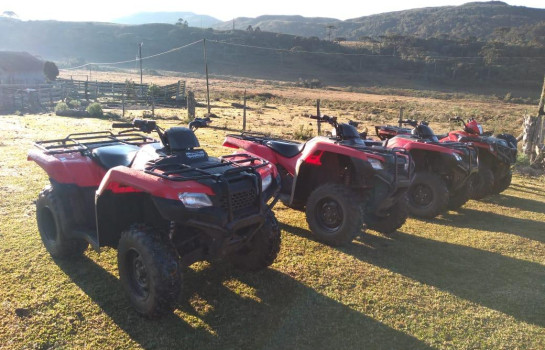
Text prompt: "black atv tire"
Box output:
[[280, 197, 305, 211], [407, 172, 449, 219], [305, 183, 363, 246], [229, 210, 281, 272], [364, 195, 408, 235], [448, 180, 471, 210], [471, 165, 494, 199], [117, 226, 181, 318], [491, 170, 512, 194], [36, 186, 88, 259]]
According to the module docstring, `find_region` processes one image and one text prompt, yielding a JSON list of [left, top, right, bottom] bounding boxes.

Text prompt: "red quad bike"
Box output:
[[28, 119, 281, 318], [440, 116, 517, 198], [375, 119, 478, 218], [223, 115, 414, 246]]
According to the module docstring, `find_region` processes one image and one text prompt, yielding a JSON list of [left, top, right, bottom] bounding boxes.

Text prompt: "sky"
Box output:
[[1, 0, 544, 22]]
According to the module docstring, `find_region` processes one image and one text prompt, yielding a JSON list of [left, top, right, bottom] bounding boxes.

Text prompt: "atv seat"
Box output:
[[92, 144, 140, 169], [265, 140, 305, 158]]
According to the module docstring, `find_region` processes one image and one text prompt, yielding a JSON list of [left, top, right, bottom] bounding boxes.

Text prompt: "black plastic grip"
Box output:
[[112, 122, 134, 128]]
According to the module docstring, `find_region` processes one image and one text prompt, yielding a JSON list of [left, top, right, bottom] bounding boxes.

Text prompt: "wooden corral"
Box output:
[[0, 79, 186, 113]]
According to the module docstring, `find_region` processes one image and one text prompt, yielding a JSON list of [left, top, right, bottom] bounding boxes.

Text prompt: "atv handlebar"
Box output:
[[112, 122, 134, 128], [398, 119, 418, 128], [111, 119, 157, 134], [308, 114, 338, 127]]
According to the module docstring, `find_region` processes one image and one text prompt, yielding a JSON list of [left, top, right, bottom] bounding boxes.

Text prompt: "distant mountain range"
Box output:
[[114, 2, 545, 41], [114, 12, 222, 28], [0, 1, 543, 92]]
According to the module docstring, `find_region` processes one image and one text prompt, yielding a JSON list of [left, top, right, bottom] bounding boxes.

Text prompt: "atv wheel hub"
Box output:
[[128, 250, 149, 298], [316, 198, 343, 231], [411, 184, 434, 207]]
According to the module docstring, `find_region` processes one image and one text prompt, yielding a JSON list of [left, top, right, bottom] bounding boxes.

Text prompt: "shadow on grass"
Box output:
[[57, 255, 433, 349], [281, 223, 545, 328], [178, 265, 433, 350], [56, 256, 214, 349], [438, 208, 545, 243], [509, 182, 545, 196], [480, 193, 545, 215]]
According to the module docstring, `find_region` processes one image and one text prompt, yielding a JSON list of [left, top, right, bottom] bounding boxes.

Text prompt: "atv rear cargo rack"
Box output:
[[34, 131, 156, 155], [229, 132, 291, 145]]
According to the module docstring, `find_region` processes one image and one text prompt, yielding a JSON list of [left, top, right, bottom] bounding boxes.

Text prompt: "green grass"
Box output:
[[1, 113, 544, 349]]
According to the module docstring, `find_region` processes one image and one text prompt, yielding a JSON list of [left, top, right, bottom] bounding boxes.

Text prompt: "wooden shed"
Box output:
[[0, 51, 45, 84]]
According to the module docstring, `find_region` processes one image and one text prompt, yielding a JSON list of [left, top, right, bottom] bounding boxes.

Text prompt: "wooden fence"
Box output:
[[0, 79, 186, 113]]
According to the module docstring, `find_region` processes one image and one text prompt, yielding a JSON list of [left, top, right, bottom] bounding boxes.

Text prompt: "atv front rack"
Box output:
[[146, 153, 272, 222], [34, 131, 156, 155], [145, 153, 269, 182]]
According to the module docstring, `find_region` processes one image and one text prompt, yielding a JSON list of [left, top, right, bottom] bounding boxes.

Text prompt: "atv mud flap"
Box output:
[[451, 155, 479, 192], [369, 174, 411, 213]]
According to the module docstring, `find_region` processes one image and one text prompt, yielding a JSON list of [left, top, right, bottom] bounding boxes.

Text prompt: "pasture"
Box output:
[[0, 76, 544, 349]]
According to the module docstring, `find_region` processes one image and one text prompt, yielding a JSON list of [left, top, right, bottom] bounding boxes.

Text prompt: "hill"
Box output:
[[114, 11, 221, 27], [0, 4, 544, 96], [214, 15, 341, 38], [213, 2, 545, 41]]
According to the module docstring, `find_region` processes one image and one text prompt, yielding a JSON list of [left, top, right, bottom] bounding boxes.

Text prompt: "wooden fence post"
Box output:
[[243, 90, 247, 131], [122, 91, 125, 117], [522, 75, 545, 164], [316, 99, 321, 136], [187, 91, 196, 120]]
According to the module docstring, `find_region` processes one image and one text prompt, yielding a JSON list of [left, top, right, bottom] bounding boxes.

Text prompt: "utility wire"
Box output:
[[61, 39, 204, 71], [207, 39, 545, 60], [60, 37, 545, 71]]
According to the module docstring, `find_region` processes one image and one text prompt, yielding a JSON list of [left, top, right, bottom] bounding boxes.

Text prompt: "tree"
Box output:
[[43, 61, 59, 81], [176, 18, 188, 28], [1, 11, 17, 18], [246, 25, 254, 32]]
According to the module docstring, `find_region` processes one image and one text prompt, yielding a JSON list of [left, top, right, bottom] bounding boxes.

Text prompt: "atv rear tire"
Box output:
[[407, 172, 449, 219], [36, 186, 88, 259], [364, 195, 408, 235], [471, 165, 494, 199], [229, 210, 281, 272], [305, 183, 363, 246], [491, 170, 512, 194], [448, 179, 471, 210], [117, 226, 181, 318]]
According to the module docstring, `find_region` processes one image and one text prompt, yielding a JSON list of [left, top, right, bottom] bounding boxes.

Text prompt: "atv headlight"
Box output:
[[178, 192, 213, 208], [452, 153, 463, 162], [368, 158, 384, 170], [489, 144, 495, 152], [261, 174, 272, 192]]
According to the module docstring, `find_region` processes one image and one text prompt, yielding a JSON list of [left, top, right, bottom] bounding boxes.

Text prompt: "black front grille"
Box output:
[[221, 186, 258, 215], [387, 155, 409, 179]]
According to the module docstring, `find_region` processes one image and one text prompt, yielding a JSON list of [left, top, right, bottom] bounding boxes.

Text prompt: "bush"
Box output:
[[68, 100, 81, 108], [55, 102, 69, 112], [294, 124, 314, 140], [86, 103, 103, 118], [43, 61, 59, 81]]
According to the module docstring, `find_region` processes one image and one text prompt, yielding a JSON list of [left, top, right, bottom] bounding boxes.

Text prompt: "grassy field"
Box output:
[[1, 79, 545, 349]]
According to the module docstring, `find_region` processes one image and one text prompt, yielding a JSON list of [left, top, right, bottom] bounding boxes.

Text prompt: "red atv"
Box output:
[[440, 116, 517, 198], [28, 119, 281, 318], [375, 119, 478, 218], [223, 115, 413, 246]]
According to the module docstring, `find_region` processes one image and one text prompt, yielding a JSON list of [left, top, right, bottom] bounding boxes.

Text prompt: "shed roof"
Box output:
[[0, 51, 44, 73]]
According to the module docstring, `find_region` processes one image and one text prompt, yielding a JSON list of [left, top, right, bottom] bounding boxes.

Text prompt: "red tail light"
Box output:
[[106, 182, 142, 193], [304, 150, 324, 166]]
